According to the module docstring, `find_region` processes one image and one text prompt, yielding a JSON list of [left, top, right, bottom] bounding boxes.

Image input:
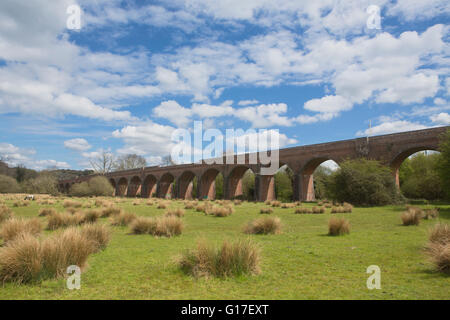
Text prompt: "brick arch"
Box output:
[[226, 165, 255, 200], [298, 157, 341, 202], [199, 168, 221, 200], [390, 146, 439, 187], [178, 171, 196, 200], [142, 174, 157, 198], [127, 176, 142, 197], [117, 177, 128, 197], [158, 173, 174, 198]]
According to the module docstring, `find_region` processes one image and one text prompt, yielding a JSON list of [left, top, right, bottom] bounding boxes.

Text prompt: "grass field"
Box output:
[[0, 196, 449, 300]]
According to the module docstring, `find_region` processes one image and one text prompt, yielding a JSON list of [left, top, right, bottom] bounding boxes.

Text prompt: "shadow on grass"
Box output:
[[415, 268, 450, 280]]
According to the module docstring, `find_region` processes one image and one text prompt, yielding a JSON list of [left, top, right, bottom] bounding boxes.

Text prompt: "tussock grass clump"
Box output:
[[38, 208, 57, 217], [13, 201, 30, 207], [110, 212, 137, 226], [425, 242, 450, 274], [328, 217, 350, 236], [157, 202, 168, 209], [76, 210, 100, 224], [0, 218, 42, 243], [101, 206, 123, 217], [429, 223, 450, 246], [0, 205, 14, 224], [260, 207, 273, 214], [424, 208, 439, 220], [130, 216, 183, 237], [401, 210, 422, 226], [165, 208, 185, 217], [244, 217, 281, 235], [47, 212, 79, 230], [281, 203, 295, 209], [209, 205, 233, 217], [312, 206, 325, 214], [184, 202, 195, 209], [233, 199, 242, 205], [63, 200, 82, 208], [79, 224, 111, 252], [195, 203, 209, 213], [178, 239, 260, 278], [295, 207, 312, 214], [271, 201, 281, 207]]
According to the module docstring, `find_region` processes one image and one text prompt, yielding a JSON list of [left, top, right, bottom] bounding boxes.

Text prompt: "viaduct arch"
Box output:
[[59, 126, 449, 202]]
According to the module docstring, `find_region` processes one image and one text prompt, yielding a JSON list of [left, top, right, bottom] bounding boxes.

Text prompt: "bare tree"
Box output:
[[113, 154, 147, 171], [89, 151, 114, 174], [160, 155, 176, 167]]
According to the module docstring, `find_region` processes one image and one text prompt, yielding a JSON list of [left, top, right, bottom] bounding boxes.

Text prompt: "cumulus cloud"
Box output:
[[64, 138, 92, 152], [430, 112, 450, 125], [356, 120, 428, 136], [0, 142, 69, 169]]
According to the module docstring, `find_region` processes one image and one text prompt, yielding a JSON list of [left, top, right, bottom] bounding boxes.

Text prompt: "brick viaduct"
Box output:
[[59, 126, 449, 202]]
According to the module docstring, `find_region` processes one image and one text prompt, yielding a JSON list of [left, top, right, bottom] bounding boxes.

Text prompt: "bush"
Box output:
[[21, 174, 58, 195], [179, 239, 260, 278], [0, 174, 21, 193], [328, 217, 350, 236], [0, 205, 14, 223], [69, 177, 114, 197], [130, 216, 183, 237], [327, 159, 403, 206], [110, 212, 137, 226], [436, 129, 450, 199], [244, 217, 281, 235], [0, 218, 42, 242]]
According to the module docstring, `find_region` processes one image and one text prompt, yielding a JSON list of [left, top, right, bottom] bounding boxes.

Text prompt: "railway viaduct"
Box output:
[[58, 126, 449, 202]]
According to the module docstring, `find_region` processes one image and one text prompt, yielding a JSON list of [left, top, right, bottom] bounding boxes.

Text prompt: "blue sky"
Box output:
[[0, 0, 449, 170]]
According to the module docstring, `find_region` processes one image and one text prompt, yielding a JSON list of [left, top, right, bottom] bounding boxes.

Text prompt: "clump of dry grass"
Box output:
[[0, 218, 42, 243], [184, 202, 196, 209], [47, 212, 80, 230], [209, 205, 233, 217], [101, 206, 123, 217], [63, 200, 82, 208], [328, 217, 350, 236], [178, 239, 260, 278], [271, 201, 281, 207], [79, 224, 111, 252], [157, 202, 168, 209], [295, 207, 312, 214], [110, 212, 137, 226], [312, 206, 325, 214], [0, 205, 14, 224], [165, 208, 185, 217], [401, 209, 422, 226], [233, 199, 242, 205], [13, 201, 30, 207], [244, 217, 281, 235], [424, 208, 439, 220], [425, 242, 450, 274], [130, 216, 183, 237], [281, 203, 295, 209], [343, 202, 353, 213], [38, 208, 57, 217], [428, 223, 450, 246], [76, 210, 100, 224], [260, 207, 273, 214]]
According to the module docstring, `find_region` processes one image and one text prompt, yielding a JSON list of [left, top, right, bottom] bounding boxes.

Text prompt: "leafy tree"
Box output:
[[436, 129, 450, 199], [88, 176, 114, 196], [114, 154, 147, 171], [327, 159, 403, 206], [0, 174, 21, 193], [274, 169, 293, 202], [242, 169, 255, 200], [215, 173, 224, 199], [399, 152, 443, 200], [314, 165, 333, 199], [22, 173, 58, 195]]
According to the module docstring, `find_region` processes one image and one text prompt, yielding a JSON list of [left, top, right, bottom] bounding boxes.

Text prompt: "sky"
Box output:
[[0, 0, 449, 170]]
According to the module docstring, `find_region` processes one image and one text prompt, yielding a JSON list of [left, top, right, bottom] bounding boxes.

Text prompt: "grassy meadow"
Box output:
[[0, 194, 449, 300]]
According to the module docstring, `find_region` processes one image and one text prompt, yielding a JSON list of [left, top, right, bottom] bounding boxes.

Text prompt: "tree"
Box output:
[[274, 168, 293, 202], [114, 154, 147, 171], [0, 174, 21, 193], [436, 129, 450, 199], [314, 165, 333, 199], [89, 151, 114, 174], [242, 169, 255, 200], [161, 155, 176, 167], [327, 159, 403, 206], [22, 173, 59, 195]]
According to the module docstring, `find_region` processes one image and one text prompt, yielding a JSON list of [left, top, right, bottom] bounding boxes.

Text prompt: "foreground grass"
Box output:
[[0, 197, 449, 300]]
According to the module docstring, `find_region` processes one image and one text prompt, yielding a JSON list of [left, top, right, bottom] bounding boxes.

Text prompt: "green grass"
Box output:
[[0, 197, 449, 300]]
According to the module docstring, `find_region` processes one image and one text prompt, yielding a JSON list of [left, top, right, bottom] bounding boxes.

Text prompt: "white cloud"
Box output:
[[356, 120, 427, 136], [238, 100, 259, 106], [304, 95, 353, 113], [388, 0, 450, 21], [64, 138, 92, 152], [430, 112, 450, 125]]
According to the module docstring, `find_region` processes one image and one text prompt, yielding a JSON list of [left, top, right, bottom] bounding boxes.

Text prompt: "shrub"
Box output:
[[401, 210, 422, 226], [0, 218, 42, 242], [260, 207, 273, 214], [88, 177, 114, 197], [244, 217, 281, 235], [327, 159, 403, 206], [21, 174, 58, 195], [110, 212, 137, 226], [79, 224, 111, 252], [178, 239, 260, 278], [165, 208, 185, 217], [429, 223, 450, 246], [38, 208, 57, 217], [0, 205, 14, 223], [0, 174, 21, 193], [69, 182, 91, 197], [328, 217, 350, 236], [130, 216, 184, 237]]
